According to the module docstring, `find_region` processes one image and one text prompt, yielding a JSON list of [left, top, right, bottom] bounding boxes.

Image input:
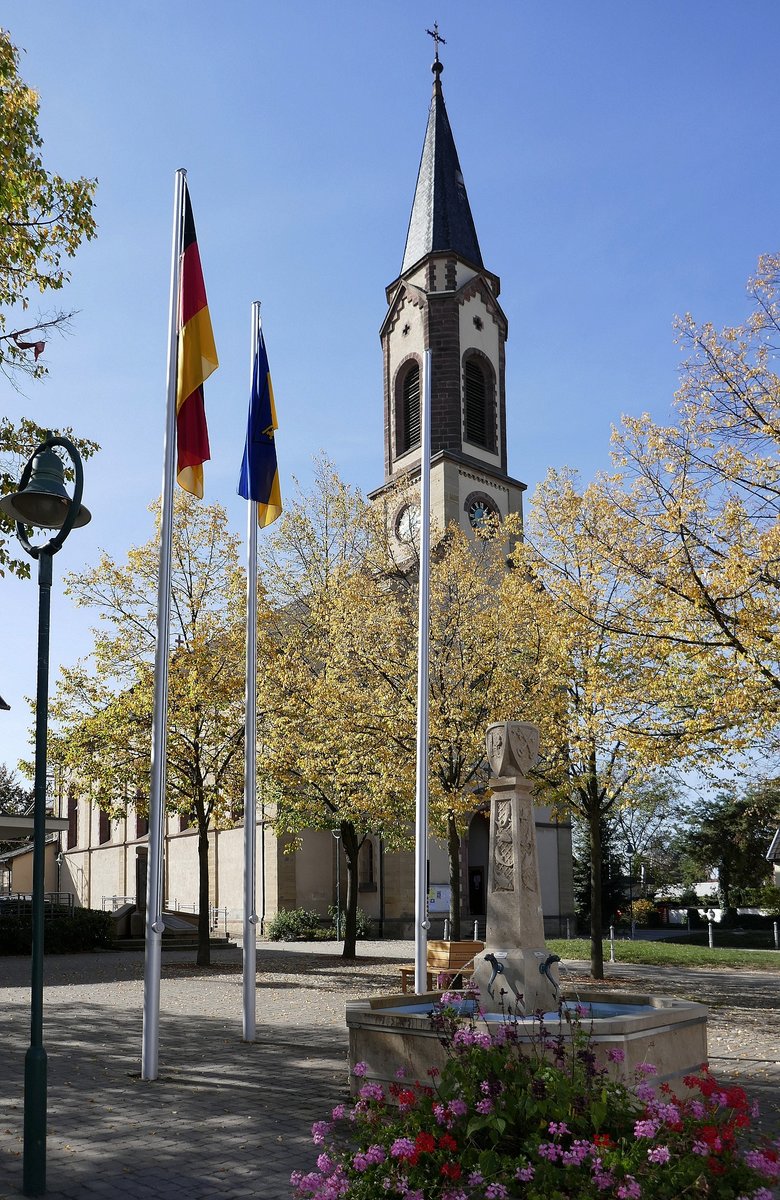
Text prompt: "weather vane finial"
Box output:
[[426, 21, 446, 63]]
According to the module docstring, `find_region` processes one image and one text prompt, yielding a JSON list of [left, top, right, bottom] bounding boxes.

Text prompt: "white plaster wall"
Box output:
[[165, 831, 199, 909]]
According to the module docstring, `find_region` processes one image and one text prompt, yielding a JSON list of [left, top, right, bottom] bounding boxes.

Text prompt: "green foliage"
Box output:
[[682, 782, 778, 918], [0, 906, 112, 954], [266, 908, 325, 941], [0, 29, 97, 384], [327, 904, 373, 939]]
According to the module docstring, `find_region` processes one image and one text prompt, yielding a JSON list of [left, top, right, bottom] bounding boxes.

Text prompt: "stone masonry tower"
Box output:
[[371, 50, 526, 545]]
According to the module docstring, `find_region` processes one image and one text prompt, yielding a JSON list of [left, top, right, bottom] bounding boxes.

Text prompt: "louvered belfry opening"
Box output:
[[401, 362, 421, 452], [464, 358, 493, 450]]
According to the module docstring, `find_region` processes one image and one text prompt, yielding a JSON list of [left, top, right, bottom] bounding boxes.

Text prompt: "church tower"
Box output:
[[372, 49, 526, 544]]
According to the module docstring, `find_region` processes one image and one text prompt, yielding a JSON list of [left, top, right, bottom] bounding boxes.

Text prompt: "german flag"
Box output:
[[176, 185, 218, 496]]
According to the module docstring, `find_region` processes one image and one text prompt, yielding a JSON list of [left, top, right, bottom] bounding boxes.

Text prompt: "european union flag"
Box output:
[[238, 324, 282, 526]]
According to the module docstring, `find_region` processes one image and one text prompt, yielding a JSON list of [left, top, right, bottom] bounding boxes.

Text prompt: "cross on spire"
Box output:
[[426, 21, 446, 61]]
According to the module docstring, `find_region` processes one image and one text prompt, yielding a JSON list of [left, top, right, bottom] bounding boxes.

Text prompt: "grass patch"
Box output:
[[547, 937, 780, 971]]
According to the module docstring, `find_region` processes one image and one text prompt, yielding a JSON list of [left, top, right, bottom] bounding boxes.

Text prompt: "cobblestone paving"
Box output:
[[0, 943, 777, 1198]]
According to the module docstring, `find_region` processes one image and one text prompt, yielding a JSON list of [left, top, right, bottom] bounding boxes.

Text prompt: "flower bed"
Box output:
[[292, 995, 779, 1199]]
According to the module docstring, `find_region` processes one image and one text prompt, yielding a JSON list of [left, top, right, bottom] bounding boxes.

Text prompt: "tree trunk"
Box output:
[[447, 811, 461, 941], [588, 803, 604, 980], [197, 820, 211, 967], [341, 820, 360, 959]]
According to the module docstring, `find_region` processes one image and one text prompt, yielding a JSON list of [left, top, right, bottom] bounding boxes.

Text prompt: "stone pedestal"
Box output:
[[470, 721, 558, 1014]]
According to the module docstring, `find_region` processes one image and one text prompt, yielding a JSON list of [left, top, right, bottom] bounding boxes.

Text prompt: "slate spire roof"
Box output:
[[400, 58, 483, 276]]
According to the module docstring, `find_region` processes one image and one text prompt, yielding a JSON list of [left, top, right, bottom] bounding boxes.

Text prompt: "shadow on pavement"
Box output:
[[0, 997, 345, 1200]]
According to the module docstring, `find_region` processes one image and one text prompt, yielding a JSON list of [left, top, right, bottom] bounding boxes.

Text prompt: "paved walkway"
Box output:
[[0, 942, 777, 1199]]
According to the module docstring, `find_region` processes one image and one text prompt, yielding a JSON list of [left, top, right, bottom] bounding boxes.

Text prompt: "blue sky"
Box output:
[[2, 1, 780, 771]]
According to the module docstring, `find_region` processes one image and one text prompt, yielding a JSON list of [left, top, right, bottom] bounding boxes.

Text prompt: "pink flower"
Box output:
[[515, 1165, 535, 1182], [390, 1137, 416, 1160], [647, 1145, 671, 1164], [359, 1082, 385, 1103], [485, 1186, 508, 1199], [634, 1119, 658, 1138], [616, 1176, 641, 1199], [394, 1066, 407, 1079], [636, 1062, 658, 1077], [352, 1061, 367, 1077], [635, 1083, 655, 1102], [608, 1048, 626, 1063], [448, 1099, 468, 1117], [476, 1097, 493, 1115], [311, 1120, 333, 1145], [549, 1121, 571, 1137], [331, 1103, 346, 1121]]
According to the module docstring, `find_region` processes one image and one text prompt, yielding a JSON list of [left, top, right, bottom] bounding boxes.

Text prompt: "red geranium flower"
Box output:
[[415, 1131, 436, 1154], [438, 1134, 458, 1152], [440, 1162, 461, 1179]]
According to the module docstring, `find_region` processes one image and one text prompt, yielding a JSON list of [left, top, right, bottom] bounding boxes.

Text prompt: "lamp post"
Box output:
[[332, 828, 342, 941], [0, 434, 90, 1197]]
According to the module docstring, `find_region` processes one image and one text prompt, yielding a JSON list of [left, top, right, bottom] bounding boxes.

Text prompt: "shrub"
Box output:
[[267, 908, 324, 941], [292, 997, 780, 1199], [327, 905, 373, 940], [0, 907, 113, 954]]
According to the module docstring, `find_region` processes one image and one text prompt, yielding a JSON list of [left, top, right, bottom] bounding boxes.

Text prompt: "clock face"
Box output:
[[395, 503, 421, 544], [467, 496, 498, 529]]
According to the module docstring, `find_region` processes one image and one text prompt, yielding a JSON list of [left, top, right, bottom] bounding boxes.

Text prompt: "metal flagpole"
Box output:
[[414, 348, 432, 994], [142, 168, 186, 1081], [242, 302, 261, 1041]]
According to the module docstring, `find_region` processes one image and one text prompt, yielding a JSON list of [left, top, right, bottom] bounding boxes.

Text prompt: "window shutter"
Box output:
[[403, 364, 421, 451], [464, 359, 488, 447]]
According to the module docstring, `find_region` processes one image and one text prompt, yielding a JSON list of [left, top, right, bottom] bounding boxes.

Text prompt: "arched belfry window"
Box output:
[[396, 361, 421, 455], [463, 356, 496, 452]]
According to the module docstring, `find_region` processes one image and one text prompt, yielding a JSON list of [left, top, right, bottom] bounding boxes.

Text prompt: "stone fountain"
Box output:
[[346, 721, 708, 1093]]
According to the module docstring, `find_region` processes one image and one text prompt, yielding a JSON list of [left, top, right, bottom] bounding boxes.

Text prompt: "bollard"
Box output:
[[473, 919, 479, 940], [609, 925, 615, 964], [443, 917, 450, 942], [566, 917, 572, 941], [774, 921, 778, 951], [708, 920, 714, 949]]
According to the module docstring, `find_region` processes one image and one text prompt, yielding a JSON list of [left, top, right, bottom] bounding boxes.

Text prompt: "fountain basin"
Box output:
[[346, 988, 708, 1095]]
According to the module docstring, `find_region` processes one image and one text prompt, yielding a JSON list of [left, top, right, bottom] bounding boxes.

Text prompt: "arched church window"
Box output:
[[358, 838, 376, 891], [463, 356, 496, 452], [397, 361, 421, 455]]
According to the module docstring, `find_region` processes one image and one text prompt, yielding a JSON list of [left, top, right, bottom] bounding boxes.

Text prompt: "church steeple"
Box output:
[[372, 44, 526, 543], [401, 58, 483, 275]]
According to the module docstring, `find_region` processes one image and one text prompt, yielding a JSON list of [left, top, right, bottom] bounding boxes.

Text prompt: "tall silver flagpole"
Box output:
[[414, 348, 432, 994], [142, 168, 186, 1081], [242, 302, 261, 1042]]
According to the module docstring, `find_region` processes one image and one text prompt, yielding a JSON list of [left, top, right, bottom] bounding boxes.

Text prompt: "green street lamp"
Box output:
[[0, 434, 90, 1197]]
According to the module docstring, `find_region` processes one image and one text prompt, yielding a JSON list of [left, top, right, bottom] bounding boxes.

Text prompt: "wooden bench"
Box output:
[[399, 939, 484, 994]]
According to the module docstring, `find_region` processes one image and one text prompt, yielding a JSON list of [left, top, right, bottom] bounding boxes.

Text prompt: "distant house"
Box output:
[[768, 829, 780, 888]]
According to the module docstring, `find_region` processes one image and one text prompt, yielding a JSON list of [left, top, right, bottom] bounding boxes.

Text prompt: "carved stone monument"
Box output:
[[471, 720, 559, 1014]]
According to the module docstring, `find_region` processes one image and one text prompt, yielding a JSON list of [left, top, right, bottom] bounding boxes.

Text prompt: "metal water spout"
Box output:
[[539, 953, 561, 999], [484, 952, 505, 1000]]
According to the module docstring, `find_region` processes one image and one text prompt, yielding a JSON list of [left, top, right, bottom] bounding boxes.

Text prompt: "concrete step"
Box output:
[[110, 935, 233, 952]]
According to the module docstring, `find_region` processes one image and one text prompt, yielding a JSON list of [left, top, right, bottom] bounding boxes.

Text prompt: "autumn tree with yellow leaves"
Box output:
[[602, 254, 780, 742], [255, 461, 416, 958], [510, 469, 714, 978], [49, 495, 245, 965]]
